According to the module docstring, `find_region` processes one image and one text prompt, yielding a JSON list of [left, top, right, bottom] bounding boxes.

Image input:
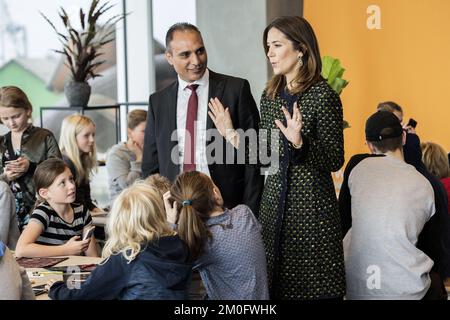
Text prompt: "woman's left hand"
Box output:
[[275, 102, 303, 146]]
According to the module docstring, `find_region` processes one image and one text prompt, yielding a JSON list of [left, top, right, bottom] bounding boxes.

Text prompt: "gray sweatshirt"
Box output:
[[343, 156, 435, 300], [0, 181, 19, 250], [106, 143, 142, 202], [0, 243, 35, 300]]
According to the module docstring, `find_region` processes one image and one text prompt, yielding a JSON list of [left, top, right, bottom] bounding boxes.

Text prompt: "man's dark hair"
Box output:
[[370, 134, 403, 153], [165, 22, 201, 53], [377, 101, 403, 114]]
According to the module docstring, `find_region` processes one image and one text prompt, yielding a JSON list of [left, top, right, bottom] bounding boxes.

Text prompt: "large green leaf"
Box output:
[[321, 56, 350, 128]]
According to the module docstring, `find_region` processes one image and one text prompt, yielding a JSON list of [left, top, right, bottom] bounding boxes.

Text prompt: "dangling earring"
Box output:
[[298, 56, 303, 68]]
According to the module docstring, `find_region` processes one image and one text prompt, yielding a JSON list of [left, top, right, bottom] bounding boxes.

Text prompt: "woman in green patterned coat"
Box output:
[[207, 16, 346, 299], [259, 16, 346, 299]]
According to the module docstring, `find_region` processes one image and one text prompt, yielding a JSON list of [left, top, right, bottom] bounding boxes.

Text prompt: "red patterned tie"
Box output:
[[183, 84, 199, 172]]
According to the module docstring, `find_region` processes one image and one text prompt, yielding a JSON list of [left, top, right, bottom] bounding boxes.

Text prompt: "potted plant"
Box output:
[[41, 0, 124, 106]]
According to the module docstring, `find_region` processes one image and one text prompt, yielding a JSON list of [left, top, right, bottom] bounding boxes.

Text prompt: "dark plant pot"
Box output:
[[64, 81, 91, 107]]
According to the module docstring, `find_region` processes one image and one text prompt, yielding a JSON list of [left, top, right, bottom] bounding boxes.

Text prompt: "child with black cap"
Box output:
[[339, 111, 443, 300]]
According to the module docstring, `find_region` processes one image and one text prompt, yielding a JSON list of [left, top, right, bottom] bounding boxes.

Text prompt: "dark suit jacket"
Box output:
[[142, 70, 264, 216]]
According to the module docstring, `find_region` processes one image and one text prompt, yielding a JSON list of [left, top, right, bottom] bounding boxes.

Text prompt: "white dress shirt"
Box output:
[[176, 68, 211, 176]]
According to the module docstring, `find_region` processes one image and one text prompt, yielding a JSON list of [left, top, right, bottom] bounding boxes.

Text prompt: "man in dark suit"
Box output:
[[142, 23, 264, 216]]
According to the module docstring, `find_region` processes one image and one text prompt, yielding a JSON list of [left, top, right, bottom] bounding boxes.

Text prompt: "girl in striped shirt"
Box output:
[[15, 158, 99, 258]]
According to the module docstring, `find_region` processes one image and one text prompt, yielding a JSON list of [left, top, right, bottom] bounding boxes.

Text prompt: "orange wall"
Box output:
[[304, 0, 450, 161]]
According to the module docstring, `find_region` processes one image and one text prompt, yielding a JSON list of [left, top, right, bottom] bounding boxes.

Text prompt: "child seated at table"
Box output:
[[47, 181, 193, 300], [166, 171, 269, 300], [15, 158, 98, 258], [59, 114, 103, 215]]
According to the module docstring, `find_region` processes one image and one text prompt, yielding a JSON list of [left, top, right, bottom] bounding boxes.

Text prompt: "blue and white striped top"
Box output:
[[29, 203, 92, 246]]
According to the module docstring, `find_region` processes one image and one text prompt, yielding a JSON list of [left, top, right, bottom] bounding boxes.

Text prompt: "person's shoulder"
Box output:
[[150, 80, 178, 99], [32, 203, 54, 218], [304, 79, 339, 100], [28, 126, 56, 139], [107, 143, 127, 156], [0, 180, 10, 193], [348, 153, 383, 167], [230, 204, 257, 220], [347, 154, 387, 178]]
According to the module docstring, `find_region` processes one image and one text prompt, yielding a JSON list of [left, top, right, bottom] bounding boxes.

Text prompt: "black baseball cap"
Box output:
[[365, 111, 403, 142]]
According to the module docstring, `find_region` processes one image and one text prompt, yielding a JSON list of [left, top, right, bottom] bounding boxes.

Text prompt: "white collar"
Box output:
[[178, 68, 209, 91]]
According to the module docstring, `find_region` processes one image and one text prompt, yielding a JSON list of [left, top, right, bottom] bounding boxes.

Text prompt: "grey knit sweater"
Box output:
[[0, 243, 35, 300], [106, 143, 142, 203], [0, 181, 19, 250]]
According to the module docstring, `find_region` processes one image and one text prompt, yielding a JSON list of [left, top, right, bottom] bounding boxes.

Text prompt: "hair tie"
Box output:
[[182, 200, 192, 207]]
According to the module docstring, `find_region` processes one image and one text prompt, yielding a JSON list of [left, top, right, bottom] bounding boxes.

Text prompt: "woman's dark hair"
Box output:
[[170, 171, 218, 260], [263, 16, 323, 99]]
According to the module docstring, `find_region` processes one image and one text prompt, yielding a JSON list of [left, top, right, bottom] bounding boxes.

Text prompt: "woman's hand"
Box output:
[[63, 236, 90, 255], [275, 102, 303, 146], [163, 191, 178, 225], [208, 98, 240, 148]]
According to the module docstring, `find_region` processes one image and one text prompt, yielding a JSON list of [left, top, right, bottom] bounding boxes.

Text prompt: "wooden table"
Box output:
[[28, 256, 103, 300]]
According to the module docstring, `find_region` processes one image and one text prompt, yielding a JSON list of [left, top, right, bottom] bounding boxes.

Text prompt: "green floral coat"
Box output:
[[258, 80, 346, 299]]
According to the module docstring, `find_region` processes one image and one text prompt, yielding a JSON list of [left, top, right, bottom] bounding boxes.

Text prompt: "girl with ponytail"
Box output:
[[167, 171, 269, 300]]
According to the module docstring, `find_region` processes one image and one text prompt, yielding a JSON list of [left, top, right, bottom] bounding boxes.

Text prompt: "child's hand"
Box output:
[[45, 279, 57, 292], [3, 166, 24, 181], [6, 157, 30, 173], [163, 191, 178, 224], [127, 140, 143, 162], [63, 236, 91, 255]]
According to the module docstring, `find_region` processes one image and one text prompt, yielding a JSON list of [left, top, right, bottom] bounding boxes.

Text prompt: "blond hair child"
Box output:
[[48, 182, 192, 300]]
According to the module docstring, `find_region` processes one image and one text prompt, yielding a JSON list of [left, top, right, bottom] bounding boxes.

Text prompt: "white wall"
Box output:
[[196, 0, 268, 106]]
